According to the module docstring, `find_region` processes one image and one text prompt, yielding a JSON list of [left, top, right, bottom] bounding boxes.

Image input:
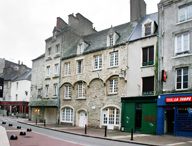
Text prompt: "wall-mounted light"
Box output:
[[119, 69, 127, 79]]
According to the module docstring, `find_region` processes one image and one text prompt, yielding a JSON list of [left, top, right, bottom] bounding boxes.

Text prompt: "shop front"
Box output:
[[156, 93, 192, 137], [29, 100, 58, 123], [121, 96, 157, 134]]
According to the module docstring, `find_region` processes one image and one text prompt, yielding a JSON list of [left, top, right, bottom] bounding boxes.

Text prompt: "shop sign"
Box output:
[[166, 96, 192, 103], [162, 70, 167, 82]]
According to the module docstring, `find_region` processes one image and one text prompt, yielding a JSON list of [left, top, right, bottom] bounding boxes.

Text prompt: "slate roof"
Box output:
[[32, 53, 45, 61], [13, 70, 31, 81], [62, 21, 137, 60], [129, 12, 158, 42], [1, 70, 18, 81]]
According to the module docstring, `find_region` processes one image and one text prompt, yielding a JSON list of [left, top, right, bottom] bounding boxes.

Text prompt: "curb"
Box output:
[[17, 121, 161, 146]]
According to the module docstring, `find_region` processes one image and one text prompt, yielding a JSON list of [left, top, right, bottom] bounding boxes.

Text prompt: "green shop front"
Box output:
[[121, 96, 157, 134]]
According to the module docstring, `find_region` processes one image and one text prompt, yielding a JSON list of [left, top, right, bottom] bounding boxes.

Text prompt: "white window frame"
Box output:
[[65, 62, 70, 76], [102, 108, 120, 126], [78, 83, 85, 98], [179, 4, 192, 22], [109, 35, 113, 46], [64, 85, 71, 99], [176, 68, 188, 90], [77, 60, 83, 74], [110, 52, 118, 67], [175, 33, 190, 55], [46, 85, 49, 97], [62, 108, 73, 122], [145, 23, 151, 36], [38, 89, 42, 96], [56, 44, 60, 55], [108, 78, 118, 94], [16, 82, 18, 90], [94, 55, 102, 70], [53, 84, 57, 96], [54, 64, 58, 75], [47, 66, 50, 77], [48, 47, 51, 57], [8, 81, 10, 88]]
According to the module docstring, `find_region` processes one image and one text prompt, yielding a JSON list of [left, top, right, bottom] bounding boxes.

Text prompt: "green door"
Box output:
[[123, 103, 135, 132], [141, 103, 157, 134]]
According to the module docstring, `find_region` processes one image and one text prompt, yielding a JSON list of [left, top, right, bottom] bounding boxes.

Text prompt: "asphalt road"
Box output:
[[0, 116, 144, 146]]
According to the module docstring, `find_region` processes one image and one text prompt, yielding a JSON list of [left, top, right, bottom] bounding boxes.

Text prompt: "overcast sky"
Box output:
[[0, 0, 160, 68]]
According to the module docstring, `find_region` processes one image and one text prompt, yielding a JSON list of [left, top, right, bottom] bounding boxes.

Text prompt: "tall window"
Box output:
[[179, 4, 192, 22], [94, 55, 102, 69], [78, 83, 85, 98], [48, 48, 51, 57], [109, 35, 113, 46], [56, 44, 60, 55], [55, 64, 58, 75], [47, 66, 50, 77], [110, 52, 118, 67], [77, 60, 83, 74], [16, 82, 18, 89], [64, 85, 71, 99], [175, 33, 189, 55], [142, 76, 154, 95], [103, 108, 119, 125], [109, 78, 118, 94], [65, 63, 70, 76], [176, 68, 188, 90], [53, 84, 57, 96], [8, 81, 10, 88], [16, 94, 18, 101], [142, 46, 154, 66], [46, 85, 49, 96], [62, 108, 73, 122]]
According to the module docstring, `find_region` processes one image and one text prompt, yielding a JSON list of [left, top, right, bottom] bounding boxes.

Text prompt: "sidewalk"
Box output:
[[17, 119, 192, 146]]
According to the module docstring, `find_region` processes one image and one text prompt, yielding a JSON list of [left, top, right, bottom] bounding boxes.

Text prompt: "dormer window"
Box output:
[[109, 35, 113, 46], [142, 18, 157, 37], [77, 43, 84, 55], [79, 44, 83, 54], [145, 23, 151, 36]]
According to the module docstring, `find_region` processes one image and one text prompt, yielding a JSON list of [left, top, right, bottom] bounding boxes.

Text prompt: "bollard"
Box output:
[[36, 118, 37, 125], [130, 128, 133, 140], [3, 114, 4, 117], [20, 131, 26, 135], [44, 119, 46, 127], [58, 118, 60, 125], [10, 135, 18, 140], [17, 126, 21, 129], [85, 124, 87, 134], [104, 126, 107, 137], [27, 128, 32, 132]]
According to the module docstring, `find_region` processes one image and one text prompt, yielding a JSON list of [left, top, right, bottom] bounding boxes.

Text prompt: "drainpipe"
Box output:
[[57, 34, 63, 124]]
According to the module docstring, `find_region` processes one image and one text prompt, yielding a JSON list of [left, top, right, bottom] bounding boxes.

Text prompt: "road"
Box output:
[[0, 116, 144, 146]]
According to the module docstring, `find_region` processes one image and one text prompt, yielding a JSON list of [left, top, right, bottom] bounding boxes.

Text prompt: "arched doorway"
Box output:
[[79, 110, 87, 127]]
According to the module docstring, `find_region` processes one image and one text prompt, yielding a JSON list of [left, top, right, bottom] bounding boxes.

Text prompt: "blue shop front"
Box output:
[[156, 93, 192, 137]]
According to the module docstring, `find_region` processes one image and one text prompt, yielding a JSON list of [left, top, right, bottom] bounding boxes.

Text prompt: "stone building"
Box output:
[[29, 13, 96, 123], [60, 20, 137, 129], [156, 0, 192, 137]]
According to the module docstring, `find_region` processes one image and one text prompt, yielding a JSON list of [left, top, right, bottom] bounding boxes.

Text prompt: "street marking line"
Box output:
[[166, 142, 187, 146], [32, 131, 91, 146]]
